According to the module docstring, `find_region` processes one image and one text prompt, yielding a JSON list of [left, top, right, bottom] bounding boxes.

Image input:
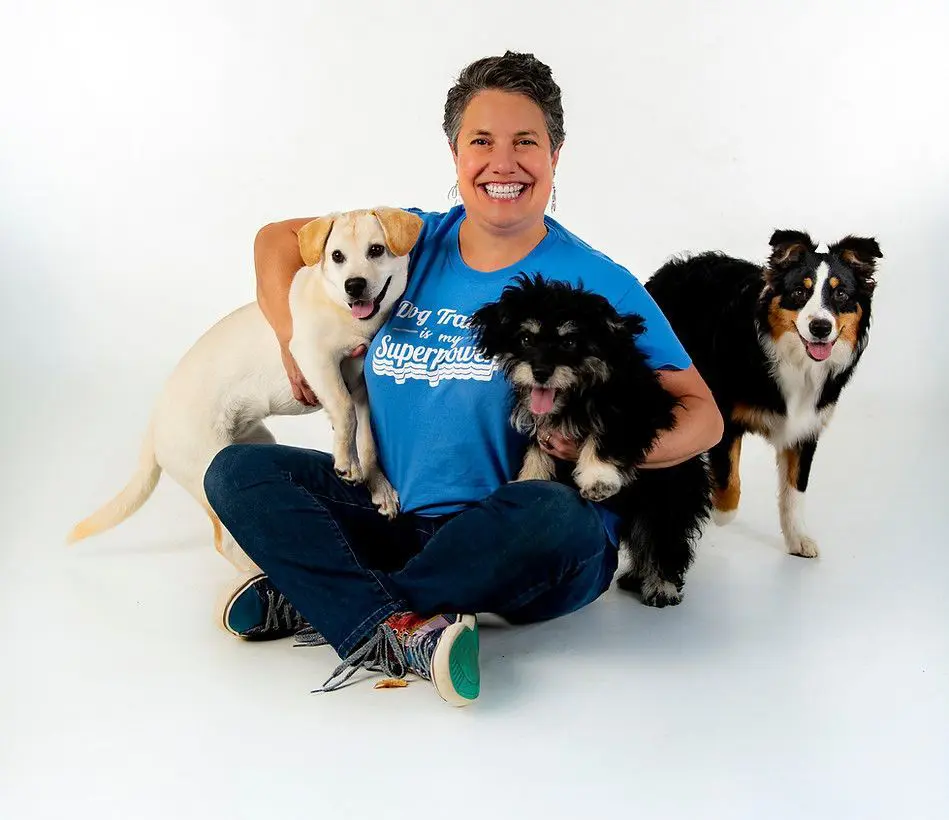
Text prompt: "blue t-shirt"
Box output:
[[364, 206, 691, 522]]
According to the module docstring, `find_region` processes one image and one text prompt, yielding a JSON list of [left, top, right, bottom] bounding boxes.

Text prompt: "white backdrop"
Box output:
[[3, 3, 949, 818], [2, 0, 947, 407]]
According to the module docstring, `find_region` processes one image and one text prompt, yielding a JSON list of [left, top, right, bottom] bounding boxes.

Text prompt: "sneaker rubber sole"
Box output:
[[430, 614, 480, 706], [216, 570, 268, 638]]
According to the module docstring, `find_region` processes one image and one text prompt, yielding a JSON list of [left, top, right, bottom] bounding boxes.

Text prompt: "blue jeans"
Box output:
[[204, 445, 617, 657]]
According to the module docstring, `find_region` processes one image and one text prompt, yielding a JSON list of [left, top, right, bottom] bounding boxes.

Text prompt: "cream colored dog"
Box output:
[[68, 207, 422, 571]]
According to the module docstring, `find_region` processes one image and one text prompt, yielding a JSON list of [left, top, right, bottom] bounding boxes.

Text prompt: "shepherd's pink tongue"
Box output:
[[350, 300, 374, 319], [806, 341, 833, 361], [531, 386, 556, 414]]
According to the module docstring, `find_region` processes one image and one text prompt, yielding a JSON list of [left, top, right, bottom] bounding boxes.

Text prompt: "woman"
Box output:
[[204, 51, 723, 707]]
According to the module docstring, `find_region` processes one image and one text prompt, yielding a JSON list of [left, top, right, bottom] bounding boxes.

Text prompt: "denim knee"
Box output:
[[203, 443, 260, 515], [492, 480, 608, 564]]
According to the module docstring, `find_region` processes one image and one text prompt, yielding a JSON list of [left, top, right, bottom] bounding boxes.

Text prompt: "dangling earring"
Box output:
[[550, 181, 557, 213], [448, 181, 459, 204]]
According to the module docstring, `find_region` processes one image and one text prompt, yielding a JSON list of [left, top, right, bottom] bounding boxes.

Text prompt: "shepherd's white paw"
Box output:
[[786, 533, 820, 558]]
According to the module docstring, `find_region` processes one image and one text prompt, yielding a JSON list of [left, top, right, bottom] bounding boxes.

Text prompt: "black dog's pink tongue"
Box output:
[[351, 300, 374, 319], [531, 386, 556, 414], [806, 341, 833, 361]]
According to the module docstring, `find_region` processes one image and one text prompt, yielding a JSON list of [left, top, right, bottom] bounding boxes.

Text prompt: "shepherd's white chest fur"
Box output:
[[759, 332, 850, 447]]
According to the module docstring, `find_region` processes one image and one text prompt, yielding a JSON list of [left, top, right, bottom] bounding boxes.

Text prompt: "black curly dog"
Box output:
[[470, 273, 712, 607]]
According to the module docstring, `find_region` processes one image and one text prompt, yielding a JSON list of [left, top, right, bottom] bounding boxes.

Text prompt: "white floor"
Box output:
[[3, 372, 947, 820]]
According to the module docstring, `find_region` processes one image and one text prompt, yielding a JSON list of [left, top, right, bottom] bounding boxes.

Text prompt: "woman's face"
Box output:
[[452, 89, 560, 235]]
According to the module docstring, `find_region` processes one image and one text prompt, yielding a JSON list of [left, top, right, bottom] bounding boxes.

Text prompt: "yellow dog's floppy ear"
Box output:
[[371, 208, 424, 257], [298, 216, 335, 267]]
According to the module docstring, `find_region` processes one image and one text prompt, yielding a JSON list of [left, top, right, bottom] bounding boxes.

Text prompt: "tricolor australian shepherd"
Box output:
[[470, 274, 712, 607], [645, 230, 882, 558]]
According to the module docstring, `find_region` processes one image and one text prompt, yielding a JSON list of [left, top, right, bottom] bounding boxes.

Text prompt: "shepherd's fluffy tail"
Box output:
[[67, 423, 162, 543]]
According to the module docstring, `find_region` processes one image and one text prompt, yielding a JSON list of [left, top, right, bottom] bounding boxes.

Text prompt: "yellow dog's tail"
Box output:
[[67, 422, 162, 544]]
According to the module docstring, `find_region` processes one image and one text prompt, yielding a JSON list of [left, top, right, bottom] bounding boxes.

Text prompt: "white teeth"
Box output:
[[484, 183, 526, 200]]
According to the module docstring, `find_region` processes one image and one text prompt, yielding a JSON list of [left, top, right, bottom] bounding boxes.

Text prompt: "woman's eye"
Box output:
[[331, 249, 345, 264], [367, 244, 385, 259]]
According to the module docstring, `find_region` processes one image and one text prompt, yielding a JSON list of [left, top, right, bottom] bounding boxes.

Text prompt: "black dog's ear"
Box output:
[[768, 229, 817, 270], [608, 312, 646, 338], [828, 235, 883, 276], [468, 299, 506, 356]]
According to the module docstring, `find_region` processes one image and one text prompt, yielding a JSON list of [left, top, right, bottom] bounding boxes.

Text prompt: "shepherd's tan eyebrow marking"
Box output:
[[557, 322, 576, 335], [521, 320, 541, 333]]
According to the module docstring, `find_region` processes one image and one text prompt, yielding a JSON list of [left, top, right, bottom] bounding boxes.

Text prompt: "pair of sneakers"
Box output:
[[220, 572, 479, 707]]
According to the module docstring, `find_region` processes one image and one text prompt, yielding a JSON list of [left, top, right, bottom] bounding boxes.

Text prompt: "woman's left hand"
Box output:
[[538, 429, 579, 461]]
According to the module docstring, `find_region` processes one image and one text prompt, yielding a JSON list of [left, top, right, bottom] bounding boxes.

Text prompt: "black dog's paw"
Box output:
[[617, 571, 683, 607], [640, 576, 683, 608], [574, 460, 625, 502], [579, 479, 621, 502]]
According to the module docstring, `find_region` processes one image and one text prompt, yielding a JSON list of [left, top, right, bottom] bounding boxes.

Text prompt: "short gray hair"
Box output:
[[443, 51, 565, 154]]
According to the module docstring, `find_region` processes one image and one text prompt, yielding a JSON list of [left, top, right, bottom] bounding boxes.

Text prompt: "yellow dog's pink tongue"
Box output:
[[806, 340, 833, 361], [351, 300, 374, 319], [531, 386, 556, 414]]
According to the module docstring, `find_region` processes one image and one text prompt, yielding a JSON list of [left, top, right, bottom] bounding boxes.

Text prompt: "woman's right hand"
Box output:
[[280, 342, 370, 407], [281, 343, 320, 406]]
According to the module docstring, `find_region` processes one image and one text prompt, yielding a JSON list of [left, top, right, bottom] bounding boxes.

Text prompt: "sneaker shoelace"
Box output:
[[314, 619, 439, 694], [293, 626, 328, 646], [262, 586, 307, 634]]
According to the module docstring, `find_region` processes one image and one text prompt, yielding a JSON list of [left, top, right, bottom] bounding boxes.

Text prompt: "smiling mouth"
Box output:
[[481, 182, 530, 201], [349, 277, 392, 321], [530, 385, 556, 414], [798, 333, 835, 362]]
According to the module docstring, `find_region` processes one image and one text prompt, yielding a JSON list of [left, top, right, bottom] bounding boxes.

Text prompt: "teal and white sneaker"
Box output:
[[319, 611, 479, 706], [219, 572, 322, 643]]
